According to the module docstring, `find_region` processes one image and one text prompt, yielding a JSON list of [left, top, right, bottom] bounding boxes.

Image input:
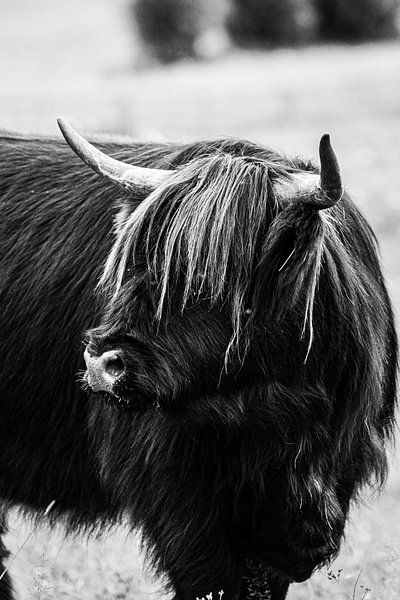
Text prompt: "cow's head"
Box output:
[[59, 119, 344, 423]]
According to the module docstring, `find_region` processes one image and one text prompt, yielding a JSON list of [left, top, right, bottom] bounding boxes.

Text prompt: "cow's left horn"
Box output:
[[57, 118, 174, 195], [300, 133, 343, 210], [274, 134, 344, 210], [317, 133, 343, 207]]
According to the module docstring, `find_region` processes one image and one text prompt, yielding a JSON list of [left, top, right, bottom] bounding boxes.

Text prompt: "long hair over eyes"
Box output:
[[98, 150, 338, 363]]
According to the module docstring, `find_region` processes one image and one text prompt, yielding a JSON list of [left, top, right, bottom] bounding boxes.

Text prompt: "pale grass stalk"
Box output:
[[0, 500, 56, 582], [352, 570, 364, 600]]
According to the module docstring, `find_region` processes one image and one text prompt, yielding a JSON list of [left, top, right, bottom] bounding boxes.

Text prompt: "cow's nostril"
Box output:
[[83, 348, 125, 393], [103, 355, 125, 379]]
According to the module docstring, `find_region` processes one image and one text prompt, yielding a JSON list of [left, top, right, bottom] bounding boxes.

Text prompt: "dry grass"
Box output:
[[3, 510, 167, 599], [1, 1, 400, 598]]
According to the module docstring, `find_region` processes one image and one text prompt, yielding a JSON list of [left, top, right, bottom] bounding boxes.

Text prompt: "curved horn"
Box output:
[[293, 133, 344, 210], [292, 133, 344, 210], [276, 134, 344, 210], [57, 118, 173, 195], [315, 133, 344, 208]]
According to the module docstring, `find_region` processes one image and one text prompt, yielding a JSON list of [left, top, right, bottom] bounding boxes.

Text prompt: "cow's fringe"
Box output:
[[100, 150, 328, 366]]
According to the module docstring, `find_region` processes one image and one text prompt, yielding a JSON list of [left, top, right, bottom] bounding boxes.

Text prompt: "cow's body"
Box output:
[[0, 134, 171, 597], [0, 131, 397, 600]]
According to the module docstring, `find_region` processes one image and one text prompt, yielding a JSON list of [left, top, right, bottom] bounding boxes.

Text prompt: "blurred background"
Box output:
[[1, 0, 400, 598]]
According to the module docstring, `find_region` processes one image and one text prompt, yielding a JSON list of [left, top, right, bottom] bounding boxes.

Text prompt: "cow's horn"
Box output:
[[301, 133, 343, 210], [316, 133, 343, 207], [279, 134, 344, 210], [57, 118, 173, 195]]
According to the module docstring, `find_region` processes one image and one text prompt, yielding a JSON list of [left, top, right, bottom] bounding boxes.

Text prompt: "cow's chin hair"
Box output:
[[88, 389, 149, 413]]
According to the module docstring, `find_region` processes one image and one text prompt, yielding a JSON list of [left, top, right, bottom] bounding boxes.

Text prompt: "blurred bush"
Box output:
[[226, 0, 317, 47], [132, 0, 230, 63], [131, 0, 399, 64], [314, 0, 400, 40]]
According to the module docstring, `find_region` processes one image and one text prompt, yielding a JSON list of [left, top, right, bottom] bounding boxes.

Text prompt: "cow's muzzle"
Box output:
[[83, 347, 125, 393]]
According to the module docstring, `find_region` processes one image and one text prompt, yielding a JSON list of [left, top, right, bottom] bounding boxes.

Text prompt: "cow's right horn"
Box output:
[[57, 118, 174, 195]]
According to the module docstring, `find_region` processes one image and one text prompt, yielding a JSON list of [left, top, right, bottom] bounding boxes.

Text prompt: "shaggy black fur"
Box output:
[[0, 132, 397, 600]]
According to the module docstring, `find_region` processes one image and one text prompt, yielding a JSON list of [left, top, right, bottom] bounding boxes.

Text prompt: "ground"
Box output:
[[1, 1, 400, 598]]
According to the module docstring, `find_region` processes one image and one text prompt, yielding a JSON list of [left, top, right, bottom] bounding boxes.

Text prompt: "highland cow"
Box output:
[[0, 121, 397, 600]]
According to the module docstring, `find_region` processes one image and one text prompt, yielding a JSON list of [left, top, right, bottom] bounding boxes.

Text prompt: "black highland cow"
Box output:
[[0, 120, 397, 600]]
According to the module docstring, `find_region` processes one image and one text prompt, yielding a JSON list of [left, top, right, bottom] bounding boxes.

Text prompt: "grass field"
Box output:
[[1, 1, 400, 598]]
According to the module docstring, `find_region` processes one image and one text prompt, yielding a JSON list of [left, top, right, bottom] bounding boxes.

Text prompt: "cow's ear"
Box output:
[[57, 118, 174, 196]]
